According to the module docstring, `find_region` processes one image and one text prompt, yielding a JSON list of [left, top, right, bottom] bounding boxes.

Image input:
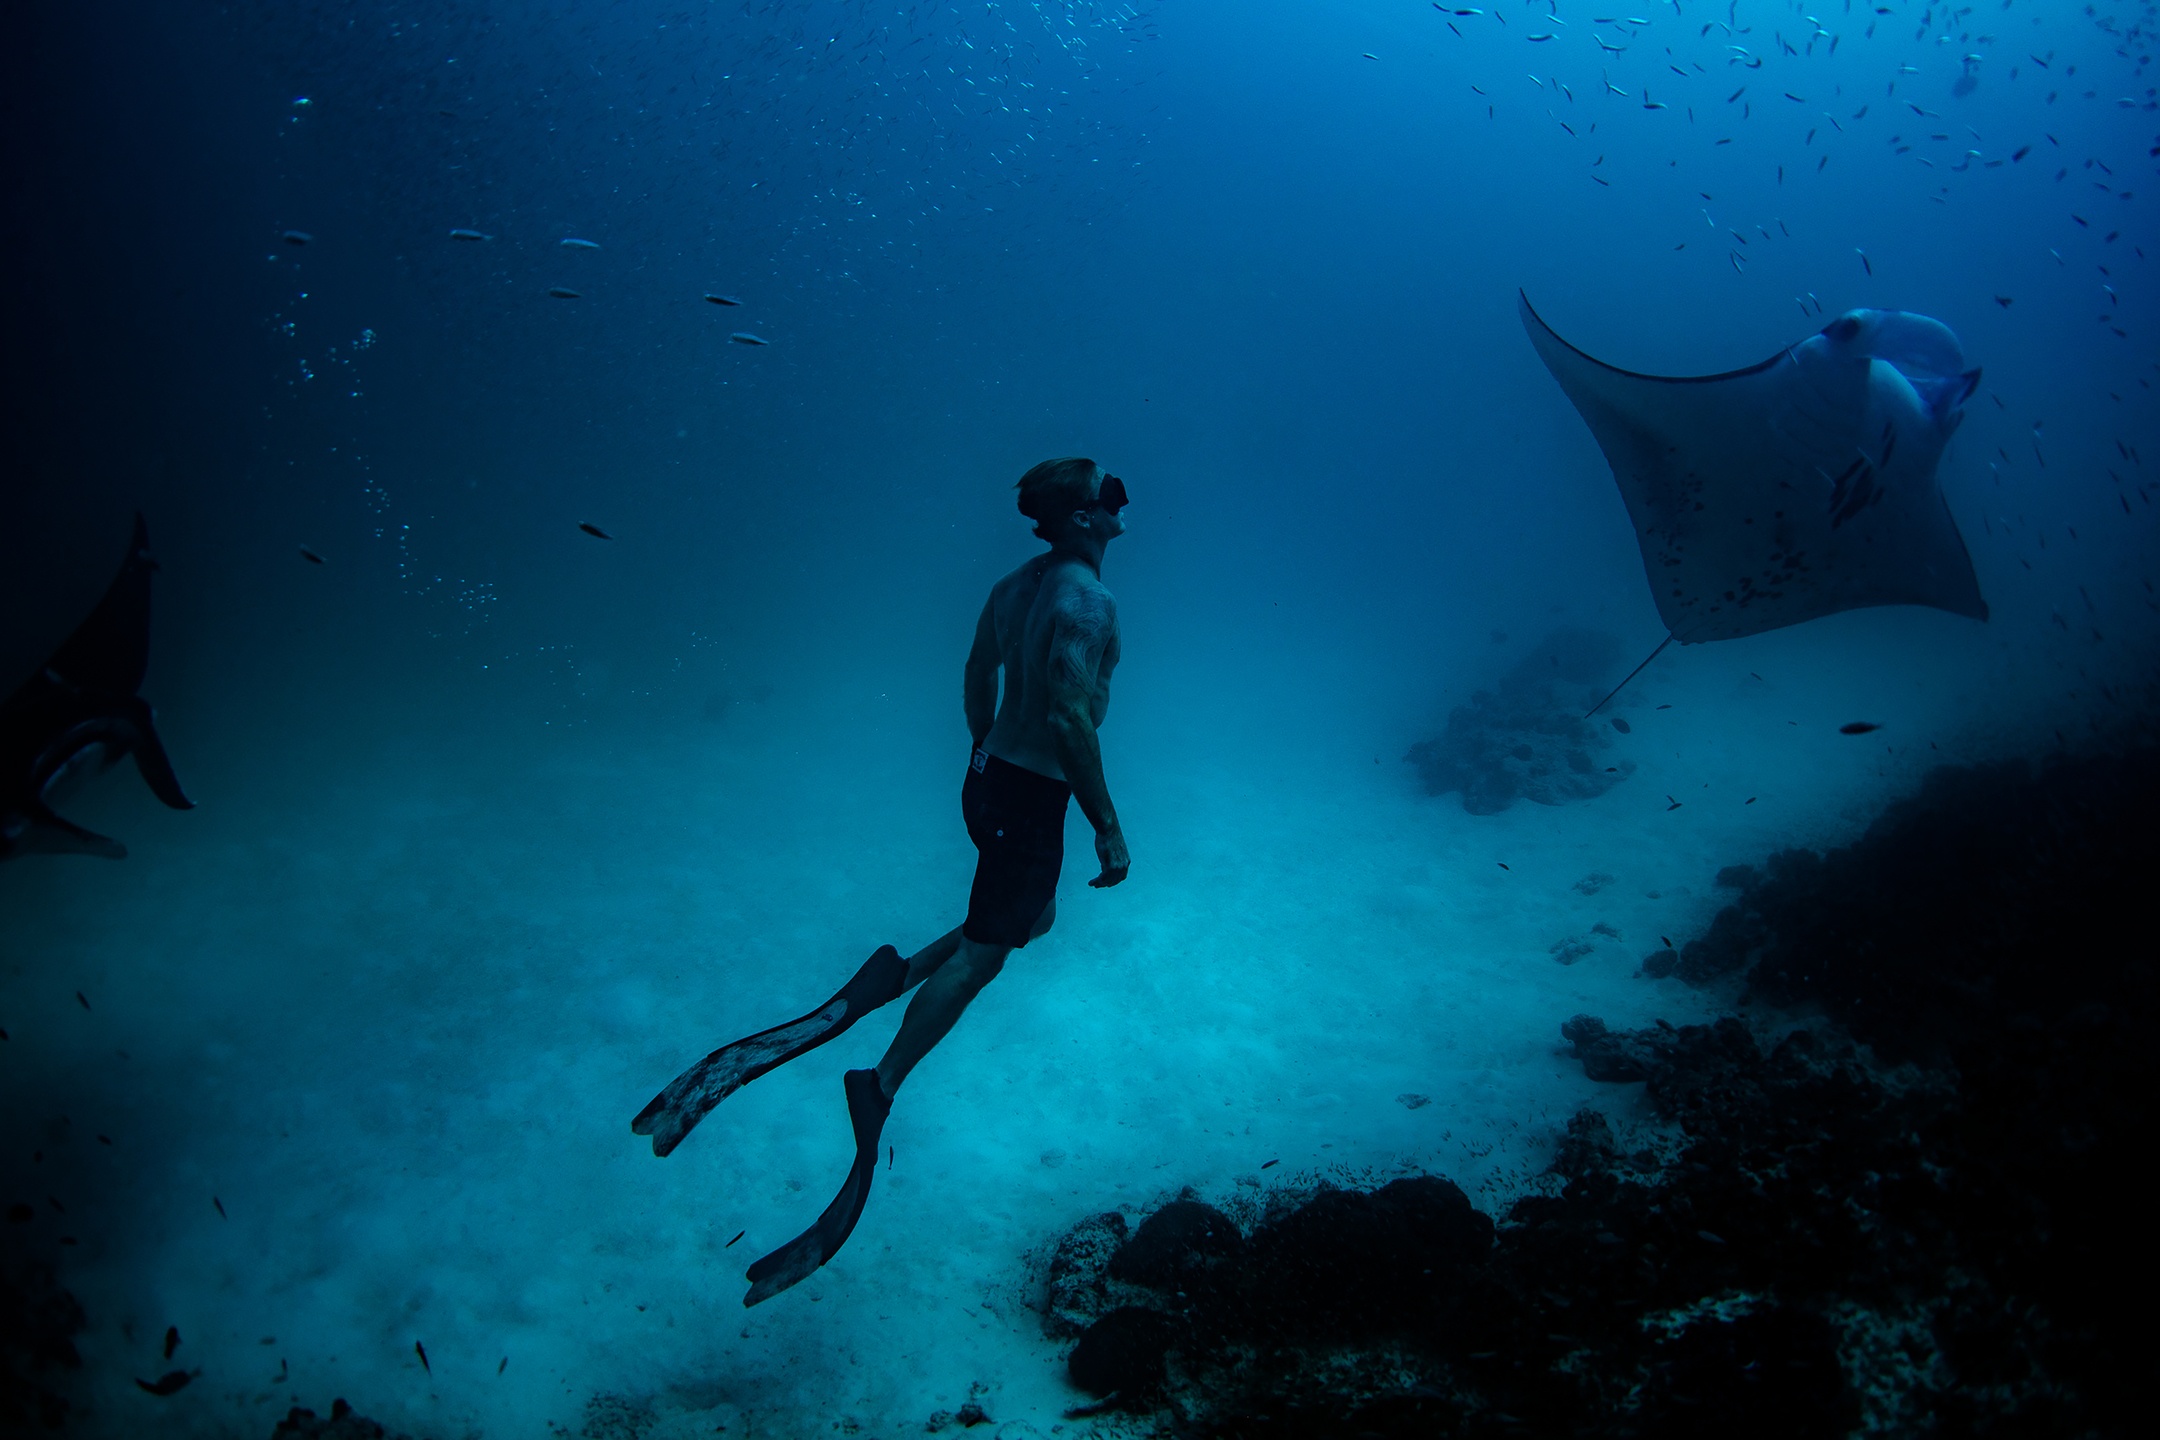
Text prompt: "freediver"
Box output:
[[633, 457, 1130, 1305]]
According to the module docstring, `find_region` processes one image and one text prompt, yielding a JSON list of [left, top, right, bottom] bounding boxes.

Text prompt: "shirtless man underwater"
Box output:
[[632, 456, 1130, 1305]]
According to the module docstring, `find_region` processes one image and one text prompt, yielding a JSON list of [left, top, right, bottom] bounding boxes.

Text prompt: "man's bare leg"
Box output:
[[900, 927, 964, 989], [873, 935, 1007, 1098], [876, 900, 1053, 1097]]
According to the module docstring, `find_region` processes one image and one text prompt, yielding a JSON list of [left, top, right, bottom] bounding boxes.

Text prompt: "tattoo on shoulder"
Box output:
[[1058, 587, 1115, 637], [1052, 591, 1114, 687]]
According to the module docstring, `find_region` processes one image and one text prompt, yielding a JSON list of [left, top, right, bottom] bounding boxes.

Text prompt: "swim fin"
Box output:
[[743, 1067, 891, 1306], [632, 945, 907, 1158]]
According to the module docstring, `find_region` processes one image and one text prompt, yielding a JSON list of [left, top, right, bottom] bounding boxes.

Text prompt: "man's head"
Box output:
[[1015, 457, 1127, 545]]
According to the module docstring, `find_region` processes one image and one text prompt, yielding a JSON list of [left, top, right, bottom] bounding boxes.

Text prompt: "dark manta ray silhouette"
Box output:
[[1, 514, 193, 860], [1519, 292, 1987, 708]]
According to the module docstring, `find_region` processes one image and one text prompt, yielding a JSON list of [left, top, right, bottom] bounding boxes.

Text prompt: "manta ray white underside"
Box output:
[[1519, 291, 1988, 644]]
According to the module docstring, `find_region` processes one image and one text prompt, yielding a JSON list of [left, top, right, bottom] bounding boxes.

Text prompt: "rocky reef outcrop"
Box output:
[[0, 1258, 83, 1432], [1405, 630, 1634, 814], [1050, 745, 2157, 1435]]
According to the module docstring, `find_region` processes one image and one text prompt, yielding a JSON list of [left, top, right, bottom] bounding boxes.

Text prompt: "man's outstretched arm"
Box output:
[[964, 598, 999, 750], [1047, 595, 1128, 887]]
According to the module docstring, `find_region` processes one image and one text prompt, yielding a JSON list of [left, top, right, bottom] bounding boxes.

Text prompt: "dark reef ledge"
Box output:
[[1048, 747, 2158, 1438]]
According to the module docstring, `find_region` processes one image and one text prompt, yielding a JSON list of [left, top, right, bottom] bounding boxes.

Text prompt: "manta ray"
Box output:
[[1, 513, 193, 860], [1518, 292, 1987, 700]]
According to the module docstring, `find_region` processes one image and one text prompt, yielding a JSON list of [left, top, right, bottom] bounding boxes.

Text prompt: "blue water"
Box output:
[[2, 2, 2154, 1435]]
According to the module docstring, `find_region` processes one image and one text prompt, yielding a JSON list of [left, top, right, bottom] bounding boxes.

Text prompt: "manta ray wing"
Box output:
[[0, 513, 193, 862], [1518, 292, 1987, 643], [44, 513, 157, 694]]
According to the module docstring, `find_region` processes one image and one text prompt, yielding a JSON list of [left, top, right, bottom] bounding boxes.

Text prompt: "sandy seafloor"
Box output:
[[1, 603, 2031, 1440]]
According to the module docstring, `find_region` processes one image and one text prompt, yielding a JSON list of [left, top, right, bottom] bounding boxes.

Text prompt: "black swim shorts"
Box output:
[[961, 749, 1073, 948]]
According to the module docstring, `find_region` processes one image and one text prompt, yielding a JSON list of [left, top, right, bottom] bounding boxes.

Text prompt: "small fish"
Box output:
[[1745, 796, 1757, 804], [1611, 717, 1631, 733], [1361, 52, 1379, 60], [164, 1326, 180, 1360], [548, 287, 581, 299], [888, 1144, 895, 1170], [76, 991, 90, 1010], [136, 1371, 193, 1397], [1261, 1159, 1279, 1169], [578, 522, 612, 540], [415, 1340, 431, 1374], [1666, 797, 1683, 811], [729, 332, 769, 345], [1496, 862, 1510, 871], [299, 545, 325, 565], [2012, 145, 2031, 162], [213, 1196, 226, 1218], [280, 230, 312, 246], [449, 228, 492, 241], [1661, 937, 1672, 948], [1698, 1230, 1727, 1244], [725, 1229, 745, 1248], [702, 293, 742, 306], [498, 1356, 509, 1374], [1994, 296, 2013, 308], [560, 237, 600, 249], [1839, 721, 1883, 735], [1856, 248, 1872, 275], [1655, 703, 1672, 710]]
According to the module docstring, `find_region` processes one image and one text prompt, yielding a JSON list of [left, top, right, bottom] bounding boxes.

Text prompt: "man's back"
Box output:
[[980, 553, 1119, 782]]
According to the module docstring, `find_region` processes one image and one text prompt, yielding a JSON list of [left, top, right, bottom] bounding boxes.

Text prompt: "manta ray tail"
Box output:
[[742, 1067, 891, 1307], [1585, 634, 1675, 719], [631, 945, 907, 1157]]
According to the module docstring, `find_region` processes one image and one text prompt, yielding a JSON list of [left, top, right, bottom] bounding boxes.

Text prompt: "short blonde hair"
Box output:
[[1014, 457, 1100, 540]]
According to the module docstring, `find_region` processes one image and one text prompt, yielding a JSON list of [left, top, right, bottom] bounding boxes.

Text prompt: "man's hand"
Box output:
[[1089, 825, 1130, 888]]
